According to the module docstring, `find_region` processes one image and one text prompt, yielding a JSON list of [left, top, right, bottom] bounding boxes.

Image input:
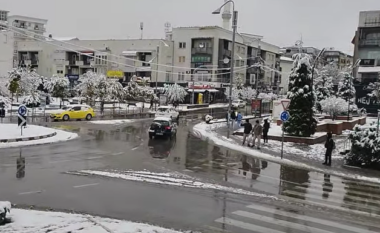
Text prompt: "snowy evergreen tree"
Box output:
[[320, 97, 347, 120], [163, 83, 188, 104], [337, 72, 356, 103], [314, 64, 335, 112], [283, 54, 317, 137], [76, 71, 98, 106]]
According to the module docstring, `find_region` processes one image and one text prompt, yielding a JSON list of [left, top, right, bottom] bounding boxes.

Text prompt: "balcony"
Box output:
[[134, 61, 151, 72], [191, 47, 213, 55], [359, 39, 380, 47], [75, 61, 84, 66], [222, 49, 232, 57]]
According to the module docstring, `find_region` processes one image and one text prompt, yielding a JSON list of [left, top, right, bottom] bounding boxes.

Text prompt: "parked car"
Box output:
[[155, 106, 179, 121], [232, 100, 246, 108], [148, 117, 177, 140], [50, 105, 95, 121]]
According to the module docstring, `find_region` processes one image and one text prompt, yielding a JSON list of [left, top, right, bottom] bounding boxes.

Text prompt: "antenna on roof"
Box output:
[[140, 22, 144, 40]]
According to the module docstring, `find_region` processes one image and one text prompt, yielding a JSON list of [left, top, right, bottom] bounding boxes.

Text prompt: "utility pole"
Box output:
[[155, 45, 159, 111]]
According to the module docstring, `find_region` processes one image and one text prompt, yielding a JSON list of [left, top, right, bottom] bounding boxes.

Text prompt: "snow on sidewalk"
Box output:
[[0, 124, 56, 140], [193, 122, 380, 184], [0, 125, 78, 148], [1, 208, 185, 233]]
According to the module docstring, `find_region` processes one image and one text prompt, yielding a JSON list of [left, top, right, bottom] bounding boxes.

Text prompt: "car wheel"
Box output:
[[86, 114, 92, 121], [63, 114, 70, 121]]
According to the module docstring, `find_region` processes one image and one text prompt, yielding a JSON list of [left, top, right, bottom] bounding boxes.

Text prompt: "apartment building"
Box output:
[[323, 49, 353, 70], [16, 38, 174, 84], [352, 10, 380, 113], [279, 56, 293, 94], [281, 46, 322, 61], [168, 26, 281, 91]]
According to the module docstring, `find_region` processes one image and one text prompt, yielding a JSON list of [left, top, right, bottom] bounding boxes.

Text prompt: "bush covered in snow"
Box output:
[[347, 123, 380, 168], [163, 83, 188, 104], [0, 201, 11, 225], [320, 97, 347, 120], [205, 114, 213, 123], [283, 53, 317, 137]]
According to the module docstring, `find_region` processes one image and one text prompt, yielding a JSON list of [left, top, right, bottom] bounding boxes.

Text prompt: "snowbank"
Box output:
[[75, 170, 278, 200], [0, 126, 78, 148], [1, 208, 185, 233], [90, 119, 135, 125], [194, 122, 380, 184], [0, 124, 56, 140]]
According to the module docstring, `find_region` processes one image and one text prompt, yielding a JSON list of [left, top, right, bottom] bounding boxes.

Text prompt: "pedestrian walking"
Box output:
[[250, 120, 263, 149], [225, 111, 230, 125], [263, 119, 270, 143], [236, 112, 243, 128], [323, 132, 335, 166], [230, 110, 236, 127], [149, 97, 153, 110], [241, 119, 253, 146]]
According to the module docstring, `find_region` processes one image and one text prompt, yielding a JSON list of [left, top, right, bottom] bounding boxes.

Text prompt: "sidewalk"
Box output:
[[193, 122, 380, 184]]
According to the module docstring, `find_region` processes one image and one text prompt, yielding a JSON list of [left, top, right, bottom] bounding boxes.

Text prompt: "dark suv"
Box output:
[[149, 117, 177, 140]]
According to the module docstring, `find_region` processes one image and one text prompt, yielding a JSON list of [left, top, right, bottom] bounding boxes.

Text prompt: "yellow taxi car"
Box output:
[[50, 105, 95, 121]]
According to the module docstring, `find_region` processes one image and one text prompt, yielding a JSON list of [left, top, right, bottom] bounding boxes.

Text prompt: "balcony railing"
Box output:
[[191, 47, 213, 54], [359, 39, 380, 47]]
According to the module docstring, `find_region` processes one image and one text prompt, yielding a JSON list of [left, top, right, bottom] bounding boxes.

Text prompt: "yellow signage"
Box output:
[[107, 70, 124, 78]]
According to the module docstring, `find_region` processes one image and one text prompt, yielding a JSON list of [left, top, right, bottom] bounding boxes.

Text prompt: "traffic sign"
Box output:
[[18, 105, 27, 116], [281, 100, 290, 110], [18, 115, 26, 127], [280, 111, 290, 122]]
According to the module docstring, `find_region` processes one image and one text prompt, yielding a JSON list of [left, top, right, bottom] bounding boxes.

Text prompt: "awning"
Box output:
[[358, 66, 380, 73], [187, 89, 219, 93], [136, 66, 152, 72], [122, 51, 137, 56]]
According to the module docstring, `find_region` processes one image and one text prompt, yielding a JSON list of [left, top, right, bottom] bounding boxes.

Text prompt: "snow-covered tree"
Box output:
[[367, 82, 380, 102], [320, 97, 347, 120], [257, 92, 278, 101], [107, 80, 124, 102], [76, 71, 98, 105], [314, 63, 335, 112], [234, 74, 245, 89], [337, 72, 356, 103], [23, 91, 41, 107], [44, 75, 69, 107], [348, 122, 380, 168], [239, 87, 257, 102], [283, 53, 317, 137], [163, 83, 188, 104], [224, 87, 240, 101]]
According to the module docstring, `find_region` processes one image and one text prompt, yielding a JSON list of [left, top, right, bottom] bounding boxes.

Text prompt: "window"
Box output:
[[179, 56, 185, 63], [179, 42, 186, 49], [0, 12, 7, 21], [95, 55, 108, 65], [178, 72, 185, 81], [57, 70, 63, 74], [241, 61, 245, 67], [166, 71, 171, 82], [72, 106, 81, 111]]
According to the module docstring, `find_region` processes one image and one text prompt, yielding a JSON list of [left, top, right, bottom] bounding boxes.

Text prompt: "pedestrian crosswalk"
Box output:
[[212, 203, 380, 233], [209, 172, 380, 232]]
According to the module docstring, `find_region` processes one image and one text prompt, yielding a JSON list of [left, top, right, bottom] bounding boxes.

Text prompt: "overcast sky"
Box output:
[[2, 0, 380, 55]]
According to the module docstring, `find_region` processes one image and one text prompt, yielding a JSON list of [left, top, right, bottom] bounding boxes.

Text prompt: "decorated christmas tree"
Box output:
[[283, 54, 317, 137]]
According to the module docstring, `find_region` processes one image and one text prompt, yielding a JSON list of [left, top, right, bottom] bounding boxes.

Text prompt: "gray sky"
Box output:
[[2, 0, 380, 55]]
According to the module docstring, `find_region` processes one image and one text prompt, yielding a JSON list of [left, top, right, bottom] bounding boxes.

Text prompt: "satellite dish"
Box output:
[[199, 43, 204, 48]]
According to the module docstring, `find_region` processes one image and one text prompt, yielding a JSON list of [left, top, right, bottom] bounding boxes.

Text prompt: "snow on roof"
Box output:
[[48, 37, 79, 41], [280, 56, 293, 62], [358, 66, 380, 73]]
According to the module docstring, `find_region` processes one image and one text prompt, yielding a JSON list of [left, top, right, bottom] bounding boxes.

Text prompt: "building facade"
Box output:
[[279, 56, 293, 94], [323, 49, 353, 69], [352, 10, 380, 113], [168, 26, 281, 90]]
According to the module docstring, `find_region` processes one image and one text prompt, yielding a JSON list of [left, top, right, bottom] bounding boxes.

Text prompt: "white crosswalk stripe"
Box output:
[[214, 203, 380, 233], [212, 173, 380, 233]]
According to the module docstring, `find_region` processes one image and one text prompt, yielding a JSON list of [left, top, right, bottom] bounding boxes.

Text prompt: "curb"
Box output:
[[0, 132, 57, 143]]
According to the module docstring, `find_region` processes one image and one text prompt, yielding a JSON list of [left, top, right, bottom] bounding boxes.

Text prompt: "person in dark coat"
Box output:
[[241, 119, 253, 146], [263, 119, 270, 143], [230, 110, 236, 127], [323, 132, 335, 166]]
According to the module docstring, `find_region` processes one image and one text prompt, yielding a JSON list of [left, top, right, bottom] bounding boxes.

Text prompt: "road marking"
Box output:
[[19, 190, 44, 195], [111, 152, 123, 156], [73, 183, 99, 188], [215, 217, 284, 233], [131, 146, 139, 150]]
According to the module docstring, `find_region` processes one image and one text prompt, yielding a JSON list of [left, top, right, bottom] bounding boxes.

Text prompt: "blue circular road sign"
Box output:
[[280, 111, 290, 122], [18, 105, 27, 116]]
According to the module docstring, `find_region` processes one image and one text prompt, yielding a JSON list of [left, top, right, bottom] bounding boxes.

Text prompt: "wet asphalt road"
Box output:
[[0, 119, 380, 232]]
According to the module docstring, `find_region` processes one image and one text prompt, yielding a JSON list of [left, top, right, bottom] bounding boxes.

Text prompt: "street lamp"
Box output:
[[347, 59, 361, 121], [213, 0, 237, 139], [154, 40, 169, 110]]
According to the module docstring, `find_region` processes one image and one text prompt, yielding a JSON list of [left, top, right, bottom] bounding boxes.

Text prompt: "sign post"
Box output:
[[280, 100, 291, 159], [18, 105, 27, 136], [0, 106, 5, 123]]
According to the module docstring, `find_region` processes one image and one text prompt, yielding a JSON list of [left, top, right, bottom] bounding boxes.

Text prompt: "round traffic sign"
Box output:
[[280, 111, 290, 122], [18, 105, 27, 116]]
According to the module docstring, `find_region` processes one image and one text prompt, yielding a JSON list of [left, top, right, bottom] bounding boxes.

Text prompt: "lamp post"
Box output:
[[154, 40, 169, 110], [213, 0, 237, 139]]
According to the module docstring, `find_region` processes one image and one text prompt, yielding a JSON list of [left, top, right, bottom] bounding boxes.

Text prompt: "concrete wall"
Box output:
[[0, 31, 14, 77]]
